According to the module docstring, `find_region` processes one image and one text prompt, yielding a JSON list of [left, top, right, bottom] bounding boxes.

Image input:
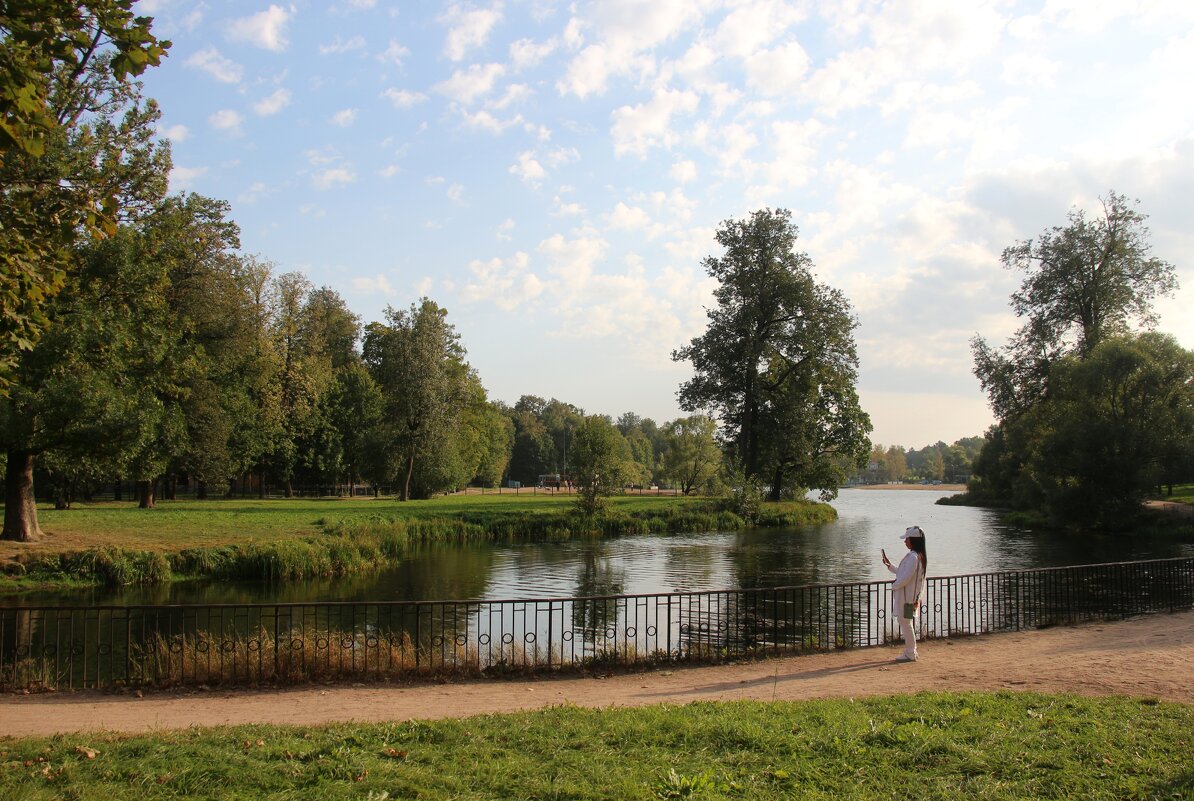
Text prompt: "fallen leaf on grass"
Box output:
[[382, 748, 408, 760], [354, 770, 368, 782], [74, 746, 99, 759]]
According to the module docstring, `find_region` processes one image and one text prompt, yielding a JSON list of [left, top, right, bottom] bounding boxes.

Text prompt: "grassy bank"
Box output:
[[1, 494, 835, 591], [0, 693, 1189, 800]]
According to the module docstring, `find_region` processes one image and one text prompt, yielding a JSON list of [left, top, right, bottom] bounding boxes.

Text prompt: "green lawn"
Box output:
[[1, 693, 1189, 800], [4, 493, 711, 558], [1154, 484, 1194, 505]]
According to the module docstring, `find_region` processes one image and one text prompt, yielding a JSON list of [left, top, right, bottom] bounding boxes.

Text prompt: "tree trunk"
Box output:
[[138, 479, 156, 509], [402, 449, 415, 501], [197, 480, 208, 500], [113, 480, 123, 501], [167, 474, 177, 500], [3, 450, 42, 542], [768, 465, 783, 502], [258, 470, 266, 499], [284, 479, 293, 499]]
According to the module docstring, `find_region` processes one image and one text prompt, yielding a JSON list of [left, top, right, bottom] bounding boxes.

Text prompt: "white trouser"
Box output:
[[897, 615, 918, 660]]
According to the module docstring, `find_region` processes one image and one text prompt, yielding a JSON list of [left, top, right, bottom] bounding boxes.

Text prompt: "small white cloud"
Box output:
[[611, 88, 700, 157], [170, 165, 207, 189], [497, 218, 515, 240], [160, 124, 189, 142], [416, 276, 435, 296], [441, 2, 503, 62], [209, 109, 243, 134], [670, 159, 697, 183], [489, 83, 532, 110], [378, 39, 410, 65], [461, 108, 524, 134], [447, 183, 465, 204], [254, 88, 291, 116], [379, 164, 401, 178], [186, 47, 243, 83], [510, 36, 556, 70], [606, 202, 651, 231], [352, 274, 395, 295], [461, 252, 545, 311], [381, 88, 428, 108], [509, 150, 546, 185], [238, 182, 269, 204], [227, 4, 294, 52], [330, 108, 358, 127], [744, 41, 810, 96], [319, 35, 366, 55], [313, 167, 357, 189], [435, 63, 505, 104]]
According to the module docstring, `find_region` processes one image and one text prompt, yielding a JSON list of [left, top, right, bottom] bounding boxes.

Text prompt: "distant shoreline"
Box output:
[[845, 483, 966, 492]]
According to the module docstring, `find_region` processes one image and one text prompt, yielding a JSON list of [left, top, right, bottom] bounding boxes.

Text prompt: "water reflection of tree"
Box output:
[[570, 542, 625, 635]]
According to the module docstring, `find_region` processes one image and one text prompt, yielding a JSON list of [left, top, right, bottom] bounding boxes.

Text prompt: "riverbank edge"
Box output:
[[0, 499, 836, 595]]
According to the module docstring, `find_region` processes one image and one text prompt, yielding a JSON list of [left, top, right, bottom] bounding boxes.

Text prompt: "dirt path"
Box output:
[[2, 611, 1191, 738]]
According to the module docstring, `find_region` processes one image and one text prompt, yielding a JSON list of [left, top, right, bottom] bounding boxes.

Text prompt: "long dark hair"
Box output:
[[908, 527, 928, 572]]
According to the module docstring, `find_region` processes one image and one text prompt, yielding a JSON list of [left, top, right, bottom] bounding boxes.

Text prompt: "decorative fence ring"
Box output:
[[315, 637, 330, 650], [340, 636, 355, 649], [289, 638, 304, 651], [431, 635, 445, 647], [562, 631, 573, 642], [455, 634, 468, 647], [625, 627, 636, 637], [169, 639, 184, 654], [70, 643, 86, 657], [40, 644, 57, 658], [97, 643, 112, 656], [478, 634, 491, 645], [524, 632, 536, 643], [605, 628, 616, 639], [646, 626, 656, 636], [501, 633, 515, 644], [679, 624, 691, 634], [195, 640, 210, 654], [365, 636, 379, 648], [247, 639, 261, 652], [220, 640, 237, 653]]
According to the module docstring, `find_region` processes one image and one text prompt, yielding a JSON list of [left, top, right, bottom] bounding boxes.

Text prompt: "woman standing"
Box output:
[[882, 525, 928, 663]]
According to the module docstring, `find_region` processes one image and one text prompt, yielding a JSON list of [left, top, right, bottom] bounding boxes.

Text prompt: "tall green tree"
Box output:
[[363, 298, 471, 501], [673, 208, 871, 500], [661, 414, 721, 495], [1, 4, 169, 392], [972, 192, 1178, 420], [569, 415, 634, 515]]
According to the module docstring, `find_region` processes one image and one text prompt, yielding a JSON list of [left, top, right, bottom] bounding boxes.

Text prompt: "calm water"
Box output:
[[11, 489, 1193, 607]]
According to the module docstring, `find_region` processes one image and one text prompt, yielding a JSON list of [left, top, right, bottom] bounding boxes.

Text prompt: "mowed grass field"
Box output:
[[0, 492, 725, 559], [1, 693, 1190, 800]]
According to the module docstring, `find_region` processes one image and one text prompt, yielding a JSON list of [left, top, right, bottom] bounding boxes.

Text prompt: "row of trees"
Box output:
[[968, 192, 1193, 528], [865, 438, 985, 485]]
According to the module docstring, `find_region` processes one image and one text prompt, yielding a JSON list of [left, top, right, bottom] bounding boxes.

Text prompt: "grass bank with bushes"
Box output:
[[1, 494, 835, 591], [0, 693, 1189, 800]]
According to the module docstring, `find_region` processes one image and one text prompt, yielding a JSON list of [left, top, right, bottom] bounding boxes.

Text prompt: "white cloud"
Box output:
[[160, 124, 189, 142], [441, 2, 503, 61], [238, 182, 269, 204], [460, 108, 524, 134], [461, 252, 545, 311], [319, 35, 366, 55], [611, 88, 700, 157], [381, 88, 428, 108], [227, 4, 294, 52], [606, 202, 653, 232], [497, 218, 515, 240], [744, 41, 810, 96], [209, 109, 244, 134], [378, 39, 410, 65], [378, 164, 401, 178], [330, 108, 358, 127], [713, 0, 806, 58], [447, 183, 465, 204], [186, 47, 243, 83], [509, 150, 546, 185], [169, 165, 207, 190], [313, 167, 357, 189], [254, 88, 291, 116], [352, 274, 396, 295], [670, 159, 697, 183], [434, 63, 505, 105], [510, 36, 557, 69], [489, 83, 532, 110]]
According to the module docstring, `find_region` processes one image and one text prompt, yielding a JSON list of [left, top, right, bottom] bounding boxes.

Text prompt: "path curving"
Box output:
[[2, 610, 1191, 738]]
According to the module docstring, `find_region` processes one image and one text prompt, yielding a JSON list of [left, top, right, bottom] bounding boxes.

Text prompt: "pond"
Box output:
[[11, 489, 1192, 608]]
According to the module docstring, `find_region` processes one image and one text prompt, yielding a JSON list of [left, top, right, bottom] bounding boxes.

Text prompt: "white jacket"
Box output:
[[887, 551, 926, 618]]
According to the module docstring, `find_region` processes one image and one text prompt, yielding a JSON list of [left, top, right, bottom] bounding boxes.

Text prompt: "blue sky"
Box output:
[[137, 0, 1194, 447]]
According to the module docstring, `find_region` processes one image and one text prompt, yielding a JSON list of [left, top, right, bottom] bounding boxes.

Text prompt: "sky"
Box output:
[[134, 0, 1194, 448]]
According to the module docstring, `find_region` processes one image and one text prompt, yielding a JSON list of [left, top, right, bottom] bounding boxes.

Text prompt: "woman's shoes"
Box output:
[[894, 655, 918, 663]]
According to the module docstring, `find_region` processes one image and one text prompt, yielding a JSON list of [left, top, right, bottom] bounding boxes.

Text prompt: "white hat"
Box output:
[[900, 525, 924, 540]]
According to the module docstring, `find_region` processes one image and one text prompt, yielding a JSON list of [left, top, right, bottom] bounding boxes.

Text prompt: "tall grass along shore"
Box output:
[[0, 693, 1189, 800], [1, 495, 835, 591]]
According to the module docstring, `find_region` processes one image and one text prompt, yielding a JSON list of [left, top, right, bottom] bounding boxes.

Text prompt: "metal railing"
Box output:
[[2, 557, 1191, 690]]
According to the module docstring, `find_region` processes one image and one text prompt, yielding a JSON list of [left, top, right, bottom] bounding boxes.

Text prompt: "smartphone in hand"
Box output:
[[881, 548, 888, 562]]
